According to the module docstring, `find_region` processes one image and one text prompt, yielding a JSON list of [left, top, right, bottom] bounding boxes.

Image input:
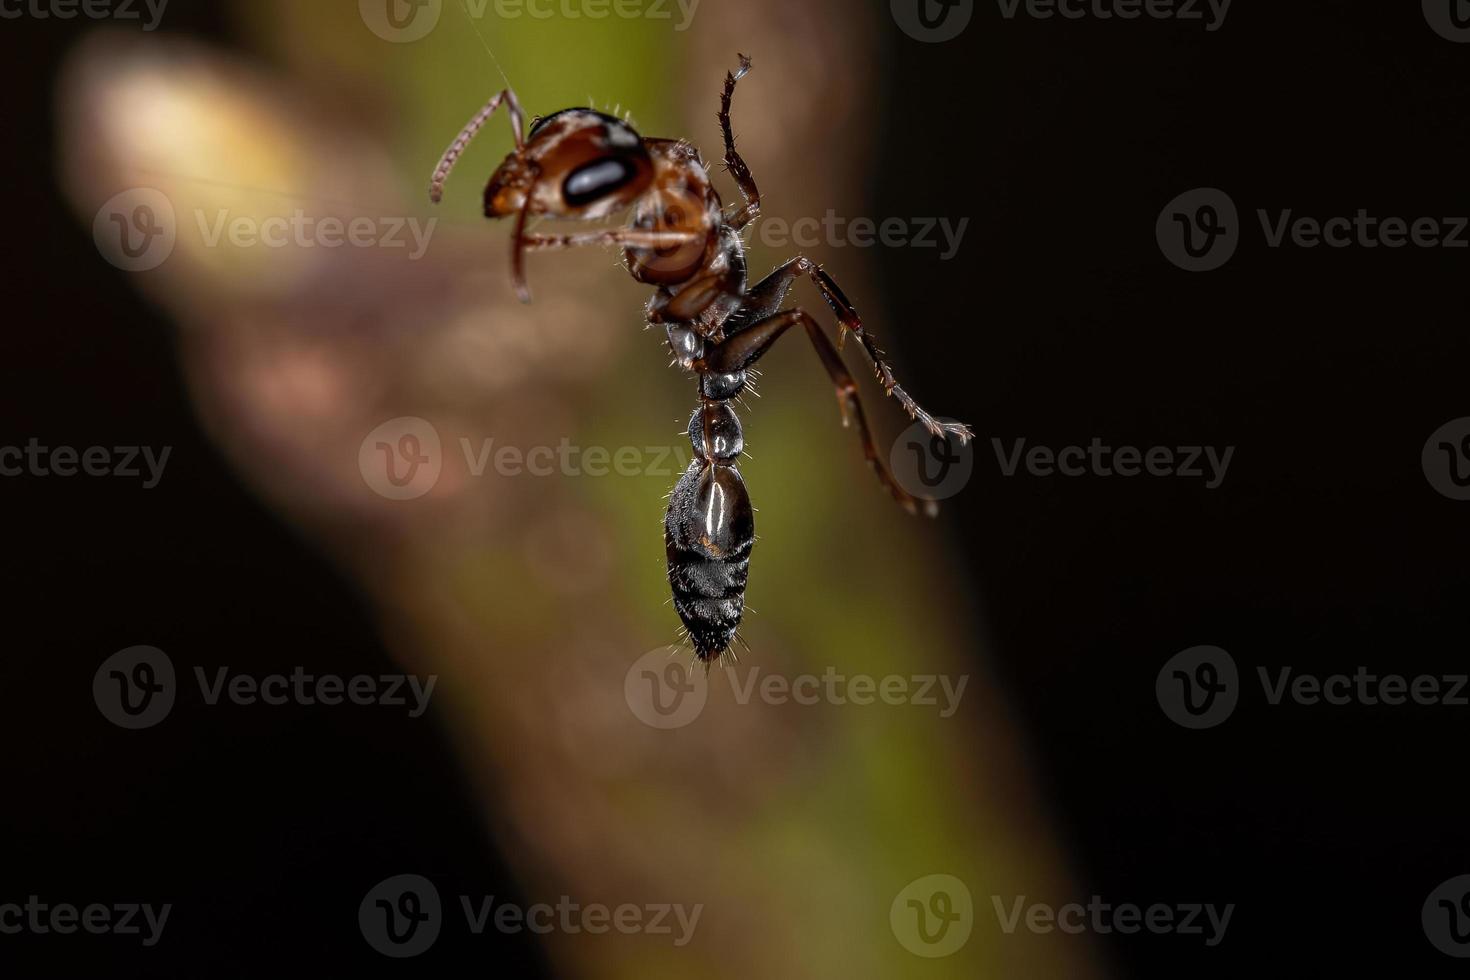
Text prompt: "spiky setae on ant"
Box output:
[[430, 55, 972, 663]]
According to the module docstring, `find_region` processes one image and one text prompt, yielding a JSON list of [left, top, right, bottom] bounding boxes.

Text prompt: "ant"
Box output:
[[430, 54, 972, 663]]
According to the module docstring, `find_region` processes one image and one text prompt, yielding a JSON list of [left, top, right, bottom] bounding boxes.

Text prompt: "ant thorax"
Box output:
[[625, 140, 725, 287]]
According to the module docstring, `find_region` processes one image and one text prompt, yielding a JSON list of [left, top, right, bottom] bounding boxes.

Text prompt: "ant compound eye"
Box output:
[[563, 157, 637, 208]]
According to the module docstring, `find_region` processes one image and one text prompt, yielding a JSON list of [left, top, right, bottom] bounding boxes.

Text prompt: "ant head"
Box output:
[[485, 109, 654, 222]]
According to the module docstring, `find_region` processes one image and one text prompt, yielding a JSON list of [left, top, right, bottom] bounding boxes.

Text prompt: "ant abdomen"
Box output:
[[665, 405, 753, 661]]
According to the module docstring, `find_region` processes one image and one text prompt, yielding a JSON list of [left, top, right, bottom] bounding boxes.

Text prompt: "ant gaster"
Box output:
[[430, 55, 972, 663]]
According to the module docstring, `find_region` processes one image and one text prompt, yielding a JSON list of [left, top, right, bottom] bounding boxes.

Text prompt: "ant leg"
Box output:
[[730, 257, 972, 443], [795, 257, 972, 443], [507, 228, 699, 304], [646, 258, 747, 326], [430, 89, 526, 204], [701, 308, 937, 516], [512, 228, 702, 306], [719, 54, 761, 231], [520, 229, 701, 251]]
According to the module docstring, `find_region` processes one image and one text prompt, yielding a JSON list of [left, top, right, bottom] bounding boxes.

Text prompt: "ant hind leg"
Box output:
[[793, 258, 973, 444], [701, 307, 939, 516], [721, 256, 973, 445]]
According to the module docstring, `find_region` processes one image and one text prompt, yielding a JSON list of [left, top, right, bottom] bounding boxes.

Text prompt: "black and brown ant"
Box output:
[[430, 55, 972, 662]]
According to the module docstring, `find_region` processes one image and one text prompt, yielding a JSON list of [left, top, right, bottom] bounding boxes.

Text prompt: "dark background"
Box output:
[[3, 0, 1467, 976]]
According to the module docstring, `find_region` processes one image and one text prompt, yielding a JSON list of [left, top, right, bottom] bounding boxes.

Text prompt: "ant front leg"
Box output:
[[520, 229, 701, 251], [507, 229, 699, 305], [719, 54, 761, 231], [701, 307, 939, 517]]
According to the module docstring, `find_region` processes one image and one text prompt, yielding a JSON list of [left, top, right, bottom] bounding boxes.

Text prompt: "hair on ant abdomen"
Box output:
[[430, 54, 972, 663]]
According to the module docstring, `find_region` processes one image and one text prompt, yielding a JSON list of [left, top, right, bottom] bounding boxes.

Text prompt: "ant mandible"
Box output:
[[430, 54, 973, 663]]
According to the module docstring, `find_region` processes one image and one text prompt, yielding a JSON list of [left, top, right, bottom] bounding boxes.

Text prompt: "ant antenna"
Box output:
[[428, 89, 525, 203], [427, 1, 525, 204], [457, 0, 514, 89]]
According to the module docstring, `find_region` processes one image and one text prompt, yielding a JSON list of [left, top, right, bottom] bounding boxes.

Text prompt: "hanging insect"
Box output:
[[429, 55, 972, 662]]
